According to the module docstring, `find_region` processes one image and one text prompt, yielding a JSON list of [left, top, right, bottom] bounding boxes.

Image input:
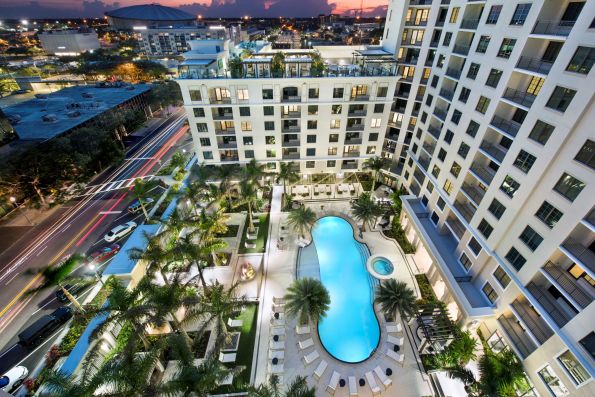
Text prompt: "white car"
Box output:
[[0, 366, 28, 393], [104, 221, 137, 243]]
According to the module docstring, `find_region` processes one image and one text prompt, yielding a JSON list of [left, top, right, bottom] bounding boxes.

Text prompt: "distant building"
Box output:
[[4, 83, 151, 141], [38, 28, 100, 56], [138, 25, 227, 57], [105, 4, 196, 31]]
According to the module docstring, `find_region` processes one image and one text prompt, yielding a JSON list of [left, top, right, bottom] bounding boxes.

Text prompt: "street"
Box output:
[[0, 110, 190, 377]]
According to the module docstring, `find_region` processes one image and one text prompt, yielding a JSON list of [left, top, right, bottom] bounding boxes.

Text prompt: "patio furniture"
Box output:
[[218, 352, 236, 363], [386, 323, 402, 333], [268, 362, 284, 374], [272, 296, 286, 305], [302, 350, 319, 365], [298, 338, 314, 350], [271, 318, 285, 327], [365, 372, 381, 396], [388, 335, 404, 346], [273, 312, 284, 320], [326, 185, 332, 196], [348, 376, 358, 396], [350, 184, 356, 194], [359, 378, 365, 386], [218, 373, 234, 386], [272, 303, 284, 313], [269, 350, 284, 360], [314, 185, 319, 195], [314, 359, 328, 381], [269, 340, 284, 350], [295, 325, 310, 334], [227, 318, 243, 328], [373, 366, 393, 388], [386, 349, 404, 365], [326, 371, 341, 394], [271, 326, 285, 336]]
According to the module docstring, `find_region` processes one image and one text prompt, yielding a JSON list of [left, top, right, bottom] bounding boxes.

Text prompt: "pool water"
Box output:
[[311, 216, 380, 363], [373, 258, 394, 275]]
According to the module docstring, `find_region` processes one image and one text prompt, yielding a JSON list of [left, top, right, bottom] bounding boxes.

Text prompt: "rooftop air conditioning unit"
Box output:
[[82, 92, 93, 98], [35, 94, 48, 99], [67, 110, 81, 118], [42, 114, 58, 122]]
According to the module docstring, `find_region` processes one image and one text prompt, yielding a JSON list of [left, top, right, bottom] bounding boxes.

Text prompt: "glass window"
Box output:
[[449, 7, 460, 23], [308, 105, 318, 115], [579, 332, 595, 360], [329, 134, 339, 143], [265, 136, 275, 144], [538, 365, 569, 397], [308, 87, 319, 99], [196, 123, 208, 132], [369, 133, 379, 142], [266, 149, 276, 158], [306, 161, 315, 168], [443, 179, 454, 195], [566, 46, 594, 74], [244, 150, 254, 159], [546, 86, 577, 112], [486, 69, 503, 88], [476, 96, 491, 114], [306, 148, 315, 156], [262, 89, 273, 100], [557, 351, 591, 385], [443, 32, 452, 46], [193, 108, 205, 117], [459, 253, 472, 271], [513, 150, 537, 173], [468, 237, 482, 256], [529, 120, 555, 145], [497, 38, 516, 58], [450, 162, 461, 177], [371, 118, 382, 128], [264, 106, 274, 116], [243, 137, 253, 145], [510, 3, 532, 25], [493, 266, 511, 288], [451, 109, 462, 124], [189, 89, 202, 101], [437, 197, 446, 210], [377, 86, 388, 98], [574, 139, 595, 169], [239, 107, 250, 116], [478, 219, 494, 238], [432, 165, 440, 178], [444, 130, 454, 144], [527, 76, 545, 96], [535, 201, 563, 228], [330, 119, 340, 129], [333, 87, 344, 98], [328, 147, 337, 155], [467, 63, 480, 79], [505, 247, 526, 270], [331, 104, 342, 114], [374, 104, 385, 113], [500, 175, 521, 198], [202, 151, 213, 160], [241, 121, 252, 131], [553, 173, 585, 202], [476, 35, 491, 53], [519, 225, 543, 251], [458, 142, 470, 159], [488, 198, 506, 220], [459, 87, 471, 103], [306, 134, 316, 143], [264, 121, 275, 131], [486, 5, 502, 24], [199, 137, 210, 146], [327, 160, 336, 167], [482, 282, 498, 303], [438, 148, 447, 161]]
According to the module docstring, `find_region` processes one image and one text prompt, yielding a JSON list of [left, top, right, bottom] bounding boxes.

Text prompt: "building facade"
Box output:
[[38, 29, 100, 56], [380, 0, 594, 396], [138, 25, 227, 57]]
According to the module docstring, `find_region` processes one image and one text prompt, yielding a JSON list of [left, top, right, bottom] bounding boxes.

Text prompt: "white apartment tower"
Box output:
[[381, 0, 594, 396]]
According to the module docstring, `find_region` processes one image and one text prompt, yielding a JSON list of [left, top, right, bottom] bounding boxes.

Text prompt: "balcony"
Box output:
[[502, 87, 537, 108], [543, 262, 594, 311], [498, 311, 538, 359], [428, 124, 442, 140], [344, 137, 363, 145], [461, 183, 486, 206], [347, 109, 367, 117], [429, 40, 440, 48], [526, 281, 574, 329], [454, 200, 476, 223], [215, 128, 236, 135], [282, 125, 300, 133], [445, 215, 466, 240], [401, 197, 493, 317], [531, 20, 575, 37], [350, 94, 370, 101], [516, 56, 554, 75], [219, 153, 239, 162], [511, 295, 554, 345], [489, 115, 522, 138], [452, 44, 471, 56], [394, 91, 410, 99], [439, 88, 454, 101], [409, 0, 432, 5], [445, 67, 462, 80], [418, 155, 431, 171], [217, 141, 237, 149], [460, 19, 480, 30], [212, 112, 233, 120], [422, 141, 436, 156], [282, 95, 301, 103], [282, 152, 300, 160], [560, 238, 595, 275], [397, 56, 420, 65], [209, 97, 232, 104], [282, 139, 301, 147], [433, 107, 448, 121], [343, 151, 361, 158], [346, 124, 365, 132], [341, 161, 358, 170], [469, 164, 496, 185], [281, 111, 301, 119], [386, 131, 399, 141], [479, 141, 507, 164], [583, 208, 595, 231]]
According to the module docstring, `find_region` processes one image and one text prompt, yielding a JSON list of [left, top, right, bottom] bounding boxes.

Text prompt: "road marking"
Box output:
[[126, 157, 155, 160], [34, 245, 47, 257], [14, 320, 71, 368], [0, 275, 42, 319], [4, 273, 19, 285], [32, 296, 57, 316], [0, 344, 18, 359], [98, 211, 121, 215]]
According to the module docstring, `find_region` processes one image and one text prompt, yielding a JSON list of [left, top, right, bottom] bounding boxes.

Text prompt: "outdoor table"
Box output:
[[272, 358, 278, 365], [386, 368, 393, 376], [339, 379, 346, 387], [359, 378, 365, 386]]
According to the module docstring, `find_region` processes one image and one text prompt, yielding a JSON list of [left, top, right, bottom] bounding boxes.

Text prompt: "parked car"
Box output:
[[17, 307, 72, 347], [87, 243, 120, 264], [104, 221, 137, 243], [128, 198, 154, 214], [55, 282, 91, 303], [0, 366, 29, 393]]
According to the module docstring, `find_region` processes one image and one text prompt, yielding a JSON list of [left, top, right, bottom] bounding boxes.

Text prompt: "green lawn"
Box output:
[[238, 213, 270, 254], [216, 224, 240, 238]]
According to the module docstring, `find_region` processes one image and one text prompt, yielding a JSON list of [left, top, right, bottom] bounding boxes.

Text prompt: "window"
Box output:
[[553, 173, 585, 202], [443, 180, 454, 195], [371, 118, 382, 128], [267, 162, 276, 170], [437, 148, 447, 162], [476, 96, 490, 114], [485, 69, 503, 88], [333, 87, 344, 98], [579, 332, 595, 360], [262, 89, 273, 100], [237, 88, 249, 100], [307, 135, 316, 143], [443, 32, 452, 46], [566, 46, 594, 74], [510, 3, 531, 25], [458, 142, 470, 159], [244, 150, 254, 158], [308, 105, 318, 115], [478, 219, 494, 238], [307, 120, 317, 129], [202, 151, 213, 160], [266, 150, 276, 158], [528, 120, 554, 145], [239, 107, 250, 116], [493, 266, 511, 288], [376, 86, 388, 98], [519, 225, 543, 251], [426, 181, 434, 193], [366, 146, 376, 155], [467, 63, 480, 79], [459, 87, 471, 103], [538, 365, 569, 397], [486, 5, 502, 24], [444, 130, 454, 144], [558, 350, 591, 386], [476, 35, 491, 53], [241, 121, 252, 131], [369, 133, 379, 142], [189, 89, 203, 101], [265, 136, 275, 144], [535, 201, 563, 228], [243, 137, 253, 145], [575, 139, 595, 169], [431, 75, 439, 88], [432, 165, 440, 178], [466, 120, 480, 137], [327, 160, 336, 167], [459, 253, 472, 271], [450, 162, 461, 177], [505, 247, 526, 270], [331, 104, 342, 114], [374, 104, 385, 113], [196, 123, 208, 132], [430, 211, 439, 225], [328, 147, 337, 155], [513, 150, 536, 173], [264, 121, 275, 131], [309, 87, 319, 99], [306, 161, 315, 168], [482, 282, 498, 303], [330, 119, 340, 129], [264, 106, 274, 116], [526, 76, 545, 96], [437, 197, 446, 210], [193, 108, 205, 117], [546, 86, 576, 112], [449, 7, 460, 23], [451, 109, 462, 124], [468, 237, 482, 256], [199, 138, 211, 146], [329, 134, 339, 143], [488, 199, 506, 220], [500, 175, 521, 198]]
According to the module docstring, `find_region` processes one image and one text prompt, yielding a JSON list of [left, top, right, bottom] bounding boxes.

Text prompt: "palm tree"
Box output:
[[170, 151, 187, 170], [132, 178, 159, 222], [351, 192, 383, 231], [248, 375, 315, 397], [128, 234, 177, 286], [237, 179, 262, 234], [173, 234, 226, 289], [363, 156, 388, 191], [242, 158, 267, 188], [28, 254, 88, 312], [276, 162, 300, 195], [375, 279, 417, 320], [284, 278, 330, 326], [287, 206, 316, 239], [477, 348, 526, 397]]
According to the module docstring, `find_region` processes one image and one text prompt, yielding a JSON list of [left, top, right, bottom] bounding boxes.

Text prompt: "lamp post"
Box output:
[[9, 196, 33, 225], [88, 263, 105, 286]]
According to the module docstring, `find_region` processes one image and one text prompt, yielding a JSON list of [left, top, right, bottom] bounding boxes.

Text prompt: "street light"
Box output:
[[9, 196, 33, 225], [88, 263, 105, 286]]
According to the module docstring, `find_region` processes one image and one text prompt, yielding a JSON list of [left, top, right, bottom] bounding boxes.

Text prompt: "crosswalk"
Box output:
[[75, 175, 157, 197]]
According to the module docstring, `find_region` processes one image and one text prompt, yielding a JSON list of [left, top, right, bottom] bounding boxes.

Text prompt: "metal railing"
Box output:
[[461, 183, 485, 206], [532, 20, 575, 36], [341, 162, 358, 170], [460, 19, 480, 29], [490, 115, 522, 137], [433, 107, 448, 121], [281, 111, 301, 119], [428, 124, 441, 140], [526, 282, 571, 330], [454, 200, 476, 222], [561, 238, 595, 274], [479, 141, 507, 163], [445, 67, 462, 79], [346, 124, 365, 132], [439, 88, 454, 100], [543, 261, 593, 310], [344, 138, 363, 145], [281, 95, 301, 103], [215, 128, 236, 135], [422, 141, 436, 155], [498, 313, 536, 359], [281, 140, 301, 147], [452, 44, 471, 56], [282, 153, 300, 160], [511, 295, 554, 344], [516, 56, 554, 75], [343, 151, 361, 158], [470, 164, 496, 185], [503, 87, 537, 108]]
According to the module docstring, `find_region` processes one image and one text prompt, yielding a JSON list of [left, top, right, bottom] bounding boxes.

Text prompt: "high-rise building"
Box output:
[[380, 0, 594, 395], [137, 25, 227, 58]]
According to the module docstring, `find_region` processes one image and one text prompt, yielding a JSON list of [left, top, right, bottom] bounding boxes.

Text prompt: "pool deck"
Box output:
[[252, 187, 433, 396]]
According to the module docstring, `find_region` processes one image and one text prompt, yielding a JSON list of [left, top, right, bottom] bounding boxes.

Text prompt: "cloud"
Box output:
[[0, 1, 120, 19]]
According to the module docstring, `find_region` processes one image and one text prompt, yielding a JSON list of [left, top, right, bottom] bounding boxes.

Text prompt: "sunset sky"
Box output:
[[0, 0, 389, 19]]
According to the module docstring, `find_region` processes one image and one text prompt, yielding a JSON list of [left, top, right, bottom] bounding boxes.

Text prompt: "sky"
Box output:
[[0, 0, 389, 19]]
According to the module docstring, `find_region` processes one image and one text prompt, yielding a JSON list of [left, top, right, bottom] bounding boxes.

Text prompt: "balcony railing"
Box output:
[[397, 57, 420, 65], [560, 238, 595, 275], [470, 164, 496, 185], [543, 261, 593, 310], [350, 94, 370, 101], [212, 113, 233, 120], [531, 20, 575, 36], [394, 91, 410, 99], [490, 115, 522, 137], [418, 155, 431, 171], [452, 44, 471, 56], [428, 124, 441, 140], [498, 312, 537, 359], [344, 138, 363, 145], [409, 0, 432, 5], [446, 216, 466, 240], [282, 152, 300, 160], [422, 141, 436, 155], [454, 200, 476, 223], [215, 128, 236, 135], [346, 124, 365, 132], [460, 19, 480, 30], [445, 67, 462, 79], [217, 142, 237, 149], [343, 151, 361, 158], [479, 141, 507, 163], [282, 139, 301, 147], [341, 162, 358, 170], [526, 282, 573, 329], [281, 111, 301, 119], [281, 95, 301, 103], [433, 107, 448, 121], [281, 125, 300, 133], [347, 109, 367, 117], [209, 97, 232, 104], [439, 88, 454, 101], [461, 183, 486, 206], [502, 87, 537, 108], [516, 56, 554, 75], [511, 295, 554, 344], [219, 156, 239, 162]]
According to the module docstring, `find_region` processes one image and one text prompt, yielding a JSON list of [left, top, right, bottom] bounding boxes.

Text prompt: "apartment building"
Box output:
[[380, 0, 594, 395], [137, 25, 227, 58], [176, 39, 399, 174], [38, 28, 100, 56]]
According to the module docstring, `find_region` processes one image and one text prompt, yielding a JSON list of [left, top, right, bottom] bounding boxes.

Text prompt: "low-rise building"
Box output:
[[38, 28, 100, 56], [138, 25, 227, 58]]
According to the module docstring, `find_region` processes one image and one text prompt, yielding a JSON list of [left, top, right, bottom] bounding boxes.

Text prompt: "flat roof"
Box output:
[[181, 59, 215, 66], [3, 83, 151, 141], [103, 224, 160, 276]]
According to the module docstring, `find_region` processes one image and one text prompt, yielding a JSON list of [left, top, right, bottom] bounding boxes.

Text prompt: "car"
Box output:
[[55, 283, 90, 303], [128, 198, 155, 214], [87, 243, 120, 264], [104, 221, 137, 243], [0, 366, 29, 393], [17, 307, 72, 347]]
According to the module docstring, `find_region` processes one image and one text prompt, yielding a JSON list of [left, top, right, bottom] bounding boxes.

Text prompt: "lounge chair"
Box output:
[[271, 312, 285, 320], [227, 318, 243, 328], [270, 326, 285, 336], [326, 185, 332, 196], [350, 184, 356, 194], [268, 362, 284, 374], [218, 373, 234, 386], [298, 338, 314, 350], [387, 335, 404, 346], [349, 376, 358, 396], [314, 359, 328, 381], [295, 325, 310, 334], [386, 323, 402, 333], [219, 352, 236, 363], [314, 185, 319, 195], [270, 340, 284, 350], [269, 350, 284, 360], [326, 371, 340, 394], [302, 350, 319, 365], [373, 366, 392, 388], [365, 371, 381, 396], [272, 296, 286, 305], [270, 318, 285, 327], [387, 349, 404, 365]]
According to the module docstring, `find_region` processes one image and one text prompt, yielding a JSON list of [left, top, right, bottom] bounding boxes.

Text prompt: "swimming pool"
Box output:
[[311, 216, 380, 363], [373, 258, 394, 275]]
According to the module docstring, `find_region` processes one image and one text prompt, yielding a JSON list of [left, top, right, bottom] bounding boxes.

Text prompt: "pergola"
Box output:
[[415, 303, 458, 354]]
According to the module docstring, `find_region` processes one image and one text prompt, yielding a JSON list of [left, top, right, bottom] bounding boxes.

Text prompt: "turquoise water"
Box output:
[[373, 258, 394, 275], [312, 216, 380, 363]]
